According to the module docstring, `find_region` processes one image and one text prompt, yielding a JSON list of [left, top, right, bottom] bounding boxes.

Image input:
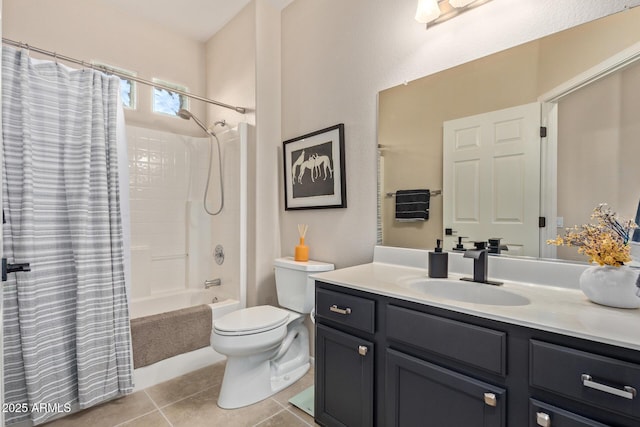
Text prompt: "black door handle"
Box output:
[[2, 258, 31, 281]]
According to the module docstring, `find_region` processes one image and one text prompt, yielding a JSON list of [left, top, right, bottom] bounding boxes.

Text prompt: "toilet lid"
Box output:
[[214, 306, 290, 335]]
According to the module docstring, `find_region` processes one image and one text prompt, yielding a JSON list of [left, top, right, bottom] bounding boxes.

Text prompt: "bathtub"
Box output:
[[132, 297, 239, 391], [129, 287, 229, 319]]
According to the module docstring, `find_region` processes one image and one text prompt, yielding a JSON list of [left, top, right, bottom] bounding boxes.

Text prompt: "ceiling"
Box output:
[[99, 0, 254, 42]]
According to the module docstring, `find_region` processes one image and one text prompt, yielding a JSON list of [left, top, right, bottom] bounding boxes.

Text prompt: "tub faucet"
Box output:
[[461, 249, 502, 286], [205, 278, 221, 288]]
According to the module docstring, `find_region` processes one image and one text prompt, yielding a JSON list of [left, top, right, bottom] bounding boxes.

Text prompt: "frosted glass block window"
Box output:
[[92, 62, 136, 110], [152, 79, 189, 116]]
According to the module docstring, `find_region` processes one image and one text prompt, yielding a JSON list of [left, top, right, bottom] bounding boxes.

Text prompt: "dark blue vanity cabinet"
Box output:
[[315, 281, 640, 427]]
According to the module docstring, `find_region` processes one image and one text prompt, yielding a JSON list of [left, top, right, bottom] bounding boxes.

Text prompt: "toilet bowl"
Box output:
[[211, 257, 333, 409]]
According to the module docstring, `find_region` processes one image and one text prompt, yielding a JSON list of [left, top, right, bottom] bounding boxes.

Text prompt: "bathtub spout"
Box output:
[[205, 278, 221, 288]]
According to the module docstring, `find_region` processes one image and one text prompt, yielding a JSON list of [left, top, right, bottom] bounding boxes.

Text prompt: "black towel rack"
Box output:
[[386, 190, 441, 198]]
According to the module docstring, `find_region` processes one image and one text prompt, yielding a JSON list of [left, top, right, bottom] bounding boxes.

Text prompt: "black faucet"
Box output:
[[488, 238, 509, 255], [461, 248, 503, 286]]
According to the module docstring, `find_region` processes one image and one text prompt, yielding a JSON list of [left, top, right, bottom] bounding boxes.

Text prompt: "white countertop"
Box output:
[[312, 261, 640, 352]]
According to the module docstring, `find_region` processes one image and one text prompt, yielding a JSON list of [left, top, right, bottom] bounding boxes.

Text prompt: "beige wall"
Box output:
[[205, 1, 285, 310], [205, 2, 256, 128], [3, 0, 207, 136], [379, 6, 640, 250], [557, 60, 640, 262], [254, 0, 284, 307]]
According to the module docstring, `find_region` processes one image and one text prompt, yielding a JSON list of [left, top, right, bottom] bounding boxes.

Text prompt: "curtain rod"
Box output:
[[2, 38, 247, 114]]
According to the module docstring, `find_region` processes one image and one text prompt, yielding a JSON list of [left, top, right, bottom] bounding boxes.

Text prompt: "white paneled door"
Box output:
[[443, 103, 541, 257]]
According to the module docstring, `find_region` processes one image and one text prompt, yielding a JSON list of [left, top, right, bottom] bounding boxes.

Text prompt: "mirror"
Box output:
[[378, 7, 640, 263]]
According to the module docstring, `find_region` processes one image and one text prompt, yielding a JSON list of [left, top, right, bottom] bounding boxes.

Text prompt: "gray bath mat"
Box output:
[[289, 385, 314, 417]]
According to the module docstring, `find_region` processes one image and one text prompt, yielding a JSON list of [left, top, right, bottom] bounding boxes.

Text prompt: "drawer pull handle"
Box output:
[[483, 392, 497, 407], [536, 412, 551, 427], [581, 374, 637, 399], [330, 304, 352, 315], [358, 345, 368, 356]]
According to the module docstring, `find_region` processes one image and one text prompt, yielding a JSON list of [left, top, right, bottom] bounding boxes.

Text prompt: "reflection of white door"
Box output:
[[443, 103, 541, 257]]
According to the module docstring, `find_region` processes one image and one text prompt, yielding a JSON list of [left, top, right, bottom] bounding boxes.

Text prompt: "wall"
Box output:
[[254, 0, 285, 307], [557, 60, 640, 261], [3, 0, 207, 137], [205, 0, 285, 308], [205, 2, 256, 128], [378, 7, 640, 249], [280, 0, 636, 269]]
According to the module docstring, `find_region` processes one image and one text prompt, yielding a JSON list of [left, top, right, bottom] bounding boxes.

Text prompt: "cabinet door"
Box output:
[[386, 349, 506, 427], [530, 399, 610, 427], [315, 323, 374, 427]]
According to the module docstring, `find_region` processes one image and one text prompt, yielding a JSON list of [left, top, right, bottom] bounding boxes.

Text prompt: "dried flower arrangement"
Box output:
[[547, 203, 637, 267]]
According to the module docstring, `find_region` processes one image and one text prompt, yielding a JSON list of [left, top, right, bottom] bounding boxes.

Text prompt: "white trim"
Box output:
[[238, 123, 248, 309], [539, 40, 640, 103], [539, 103, 558, 259]]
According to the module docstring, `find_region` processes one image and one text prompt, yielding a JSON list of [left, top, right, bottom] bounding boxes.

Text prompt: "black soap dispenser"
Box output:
[[428, 239, 448, 278]]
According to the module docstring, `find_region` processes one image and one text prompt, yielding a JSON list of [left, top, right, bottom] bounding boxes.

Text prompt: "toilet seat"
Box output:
[[214, 306, 290, 336]]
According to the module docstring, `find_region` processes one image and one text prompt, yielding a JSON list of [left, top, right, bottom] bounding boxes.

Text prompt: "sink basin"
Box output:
[[398, 278, 530, 306]]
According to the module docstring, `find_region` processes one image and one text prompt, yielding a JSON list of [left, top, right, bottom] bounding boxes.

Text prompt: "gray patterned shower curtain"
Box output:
[[1, 46, 133, 425]]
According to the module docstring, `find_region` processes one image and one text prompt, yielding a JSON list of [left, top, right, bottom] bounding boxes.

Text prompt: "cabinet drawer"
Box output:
[[530, 340, 640, 419], [387, 304, 506, 375], [529, 399, 610, 427], [316, 288, 375, 333]]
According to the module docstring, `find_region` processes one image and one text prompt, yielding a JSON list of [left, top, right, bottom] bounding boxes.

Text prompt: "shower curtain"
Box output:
[[1, 47, 133, 425]]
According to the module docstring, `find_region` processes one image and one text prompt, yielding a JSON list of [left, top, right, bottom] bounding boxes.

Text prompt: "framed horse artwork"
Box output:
[[283, 124, 346, 210]]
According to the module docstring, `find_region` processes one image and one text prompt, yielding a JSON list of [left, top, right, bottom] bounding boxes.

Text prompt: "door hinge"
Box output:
[[1, 258, 31, 282], [539, 217, 546, 228], [540, 126, 547, 138]]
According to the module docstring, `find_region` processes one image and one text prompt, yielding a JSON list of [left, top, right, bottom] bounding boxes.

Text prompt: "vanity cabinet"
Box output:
[[315, 288, 376, 427], [315, 281, 640, 427]]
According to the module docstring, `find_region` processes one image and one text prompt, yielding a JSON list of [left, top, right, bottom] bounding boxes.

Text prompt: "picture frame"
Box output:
[[283, 124, 346, 210]]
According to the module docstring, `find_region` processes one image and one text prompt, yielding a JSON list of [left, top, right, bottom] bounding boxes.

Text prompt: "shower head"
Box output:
[[178, 108, 214, 136], [177, 108, 192, 120]]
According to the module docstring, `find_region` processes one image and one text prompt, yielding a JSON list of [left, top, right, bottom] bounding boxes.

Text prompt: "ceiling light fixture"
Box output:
[[415, 0, 441, 24], [415, 0, 492, 27]]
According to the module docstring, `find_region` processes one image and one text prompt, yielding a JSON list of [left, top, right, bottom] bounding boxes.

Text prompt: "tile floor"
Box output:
[[43, 362, 319, 427]]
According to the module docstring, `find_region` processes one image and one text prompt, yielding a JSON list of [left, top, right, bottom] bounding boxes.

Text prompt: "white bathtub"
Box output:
[[132, 297, 239, 391], [129, 288, 230, 319]]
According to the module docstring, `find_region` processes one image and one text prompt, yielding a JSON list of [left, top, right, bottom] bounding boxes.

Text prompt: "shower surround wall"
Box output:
[[126, 125, 244, 318]]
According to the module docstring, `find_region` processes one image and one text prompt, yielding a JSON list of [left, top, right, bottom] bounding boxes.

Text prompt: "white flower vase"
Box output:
[[579, 265, 640, 309]]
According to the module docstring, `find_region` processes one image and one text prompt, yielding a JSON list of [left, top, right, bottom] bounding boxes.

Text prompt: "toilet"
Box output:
[[211, 257, 334, 409]]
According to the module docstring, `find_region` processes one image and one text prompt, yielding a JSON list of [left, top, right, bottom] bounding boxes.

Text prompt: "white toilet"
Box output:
[[211, 257, 334, 409]]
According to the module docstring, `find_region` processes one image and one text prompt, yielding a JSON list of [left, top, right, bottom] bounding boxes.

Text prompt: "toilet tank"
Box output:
[[274, 257, 334, 313]]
